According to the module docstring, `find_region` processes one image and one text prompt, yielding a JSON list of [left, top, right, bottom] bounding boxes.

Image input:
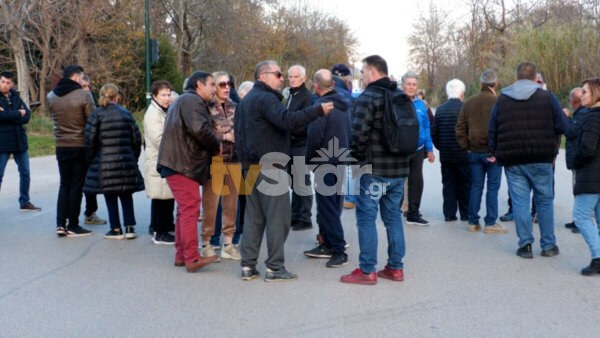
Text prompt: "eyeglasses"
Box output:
[[218, 81, 233, 89], [262, 71, 283, 79]]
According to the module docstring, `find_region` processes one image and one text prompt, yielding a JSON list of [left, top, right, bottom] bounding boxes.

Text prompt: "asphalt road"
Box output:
[[0, 150, 598, 337]]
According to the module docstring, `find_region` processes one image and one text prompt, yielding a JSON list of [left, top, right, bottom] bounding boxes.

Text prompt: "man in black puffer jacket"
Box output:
[[431, 79, 471, 222], [235, 60, 333, 282], [489, 61, 571, 259]]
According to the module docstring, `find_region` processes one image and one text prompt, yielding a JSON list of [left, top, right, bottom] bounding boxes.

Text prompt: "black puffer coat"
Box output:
[[573, 105, 600, 195], [83, 103, 144, 194]]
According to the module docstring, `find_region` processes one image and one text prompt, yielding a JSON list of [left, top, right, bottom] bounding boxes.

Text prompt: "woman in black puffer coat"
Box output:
[[84, 84, 144, 240]]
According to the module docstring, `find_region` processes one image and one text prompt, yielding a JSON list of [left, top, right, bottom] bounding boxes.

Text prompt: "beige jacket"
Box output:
[[143, 100, 173, 200]]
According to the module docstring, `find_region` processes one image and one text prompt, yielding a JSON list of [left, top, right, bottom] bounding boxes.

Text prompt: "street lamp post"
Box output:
[[144, 0, 151, 107]]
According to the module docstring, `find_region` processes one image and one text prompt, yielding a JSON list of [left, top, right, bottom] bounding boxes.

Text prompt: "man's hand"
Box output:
[[222, 132, 234, 143], [487, 155, 496, 163], [563, 108, 571, 117], [427, 151, 435, 163], [321, 102, 334, 115], [19, 109, 26, 117], [0, 107, 4, 112]]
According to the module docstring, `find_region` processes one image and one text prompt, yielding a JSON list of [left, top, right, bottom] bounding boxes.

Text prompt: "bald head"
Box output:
[[313, 69, 334, 96]]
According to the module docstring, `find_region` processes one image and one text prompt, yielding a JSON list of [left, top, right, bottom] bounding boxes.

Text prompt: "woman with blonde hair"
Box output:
[[573, 77, 600, 276], [84, 83, 144, 239]]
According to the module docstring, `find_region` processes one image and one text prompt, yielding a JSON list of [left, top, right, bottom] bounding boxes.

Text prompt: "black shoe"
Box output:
[[20, 202, 41, 212], [125, 225, 136, 239], [304, 244, 333, 258], [326, 253, 349, 268], [541, 245, 560, 257], [104, 228, 124, 240], [499, 212, 513, 222], [66, 225, 92, 237], [153, 232, 175, 245], [445, 216, 458, 222], [581, 258, 600, 276], [241, 266, 260, 281], [572, 227, 581, 234], [460, 216, 468, 221], [56, 226, 67, 237], [291, 221, 312, 231], [516, 243, 533, 259], [148, 226, 155, 236], [406, 216, 429, 225], [265, 267, 297, 282], [565, 221, 576, 229]]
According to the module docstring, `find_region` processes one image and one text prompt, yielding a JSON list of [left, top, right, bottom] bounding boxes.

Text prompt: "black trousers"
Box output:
[[105, 193, 136, 229], [56, 147, 87, 228], [441, 162, 471, 219], [150, 198, 175, 233], [84, 193, 98, 217], [315, 173, 346, 253], [406, 148, 425, 218]]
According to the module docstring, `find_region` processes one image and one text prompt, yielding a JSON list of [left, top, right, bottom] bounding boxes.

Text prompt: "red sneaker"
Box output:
[[377, 265, 404, 281], [340, 268, 377, 285]]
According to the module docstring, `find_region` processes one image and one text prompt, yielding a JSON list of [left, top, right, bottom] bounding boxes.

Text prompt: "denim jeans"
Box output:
[[355, 174, 406, 273], [344, 165, 357, 204], [0, 150, 31, 207], [104, 193, 136, 229], [505, 163, 555, 250], [573, 194, 600, 258], [467, 152, 501, 225]]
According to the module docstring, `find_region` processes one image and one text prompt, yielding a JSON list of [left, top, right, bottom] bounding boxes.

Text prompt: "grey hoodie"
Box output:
[[500, 79, 542, 101]]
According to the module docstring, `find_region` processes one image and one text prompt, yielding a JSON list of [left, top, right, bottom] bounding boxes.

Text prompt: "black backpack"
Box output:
[[380, 88, 420, 155]]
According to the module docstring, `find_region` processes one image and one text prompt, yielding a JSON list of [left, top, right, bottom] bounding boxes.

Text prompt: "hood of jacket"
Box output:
[[53, 78, 83, 97], [501, 79, 542, 101], [319, 89, 351, 111]]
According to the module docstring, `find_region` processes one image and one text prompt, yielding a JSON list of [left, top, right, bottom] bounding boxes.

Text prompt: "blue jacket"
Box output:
[[307, 90, 352, 165], [333, 77, 354, 104], [0, 89, 31, 153], [413, 97, 433, 152]]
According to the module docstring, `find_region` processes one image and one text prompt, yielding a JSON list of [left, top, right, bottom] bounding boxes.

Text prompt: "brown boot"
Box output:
[[186, 255, 218, 272]]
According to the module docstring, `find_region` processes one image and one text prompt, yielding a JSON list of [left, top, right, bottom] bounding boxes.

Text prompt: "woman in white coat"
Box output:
[[144, 80, 176, 244]]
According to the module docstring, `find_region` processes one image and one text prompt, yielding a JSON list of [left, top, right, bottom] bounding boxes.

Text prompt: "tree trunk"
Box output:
[[8, 30, 32, 108]]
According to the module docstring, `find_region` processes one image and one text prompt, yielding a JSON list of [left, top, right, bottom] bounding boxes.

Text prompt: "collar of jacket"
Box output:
[[254, 81, 284, 101], [366, 77, 397, 91], [183, 88, 210, 105], [289, 84, 307, 95]]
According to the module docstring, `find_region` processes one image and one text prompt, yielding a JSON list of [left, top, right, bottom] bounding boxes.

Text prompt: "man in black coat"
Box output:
[[235, 60, 333, 282], [431, 79, 471, 222], [0, 71, 41, 212], [286, 64, 315, 231], [303, 69, 351, 268]]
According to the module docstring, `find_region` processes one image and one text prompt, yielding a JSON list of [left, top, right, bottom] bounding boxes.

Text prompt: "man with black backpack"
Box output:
[[340, 55, 415, 285]]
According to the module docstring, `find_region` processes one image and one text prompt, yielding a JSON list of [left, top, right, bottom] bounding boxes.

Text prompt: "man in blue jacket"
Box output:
[[0, 71, 41, 212], [401, 71, 435, 225], [303, 69, 352, 268]]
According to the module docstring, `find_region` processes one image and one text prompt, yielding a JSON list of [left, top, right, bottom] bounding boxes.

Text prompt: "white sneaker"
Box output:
[[202, 245, 220, 262], [221, 244, 242, 260]]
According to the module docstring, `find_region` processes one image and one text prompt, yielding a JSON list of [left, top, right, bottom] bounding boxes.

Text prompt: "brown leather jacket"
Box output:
[[157, 90, 220, 184], [47, 87, 96, 148], [209, 98, 237, 162]]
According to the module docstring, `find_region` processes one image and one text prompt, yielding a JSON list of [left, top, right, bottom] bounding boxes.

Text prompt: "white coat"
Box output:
[[143, 100, 173, 199]]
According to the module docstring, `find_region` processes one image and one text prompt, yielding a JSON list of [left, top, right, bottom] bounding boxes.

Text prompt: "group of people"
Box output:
[[2, 56, 600, 282]]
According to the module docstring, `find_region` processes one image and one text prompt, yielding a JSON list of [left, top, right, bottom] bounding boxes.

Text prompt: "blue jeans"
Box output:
[[0, 151, 31, 207], [355, 174, 406, 273], [344, 166, 357, 204], [505, 163, 555, 250], [467, 152, 501, 225], [573, 194, 600, 258]]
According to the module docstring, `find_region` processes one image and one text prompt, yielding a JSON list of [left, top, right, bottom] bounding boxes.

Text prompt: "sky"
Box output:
[[302, 0, 471, 77]]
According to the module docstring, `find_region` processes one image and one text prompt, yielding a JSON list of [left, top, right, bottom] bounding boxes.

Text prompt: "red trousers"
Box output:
[[166, 174, 201, 264]]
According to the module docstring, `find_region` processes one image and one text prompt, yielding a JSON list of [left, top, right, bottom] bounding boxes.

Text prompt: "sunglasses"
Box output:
[[218, 81, 233, 89], [262, 71, 284, 79]]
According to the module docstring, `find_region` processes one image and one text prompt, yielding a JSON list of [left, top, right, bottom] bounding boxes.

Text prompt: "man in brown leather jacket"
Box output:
[[157, 70, 227, 273], [47, 65, 96, 237]]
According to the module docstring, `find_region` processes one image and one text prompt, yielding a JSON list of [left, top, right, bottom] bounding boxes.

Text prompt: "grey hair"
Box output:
[[254, 60, 279, 80], [313, 69, 334, 91], [401, 71, 419, 85], [288, 65, 306, 77], [569, 87, 582, 102], [238, 81, 254, 98], [446, 79, 466, 99]]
